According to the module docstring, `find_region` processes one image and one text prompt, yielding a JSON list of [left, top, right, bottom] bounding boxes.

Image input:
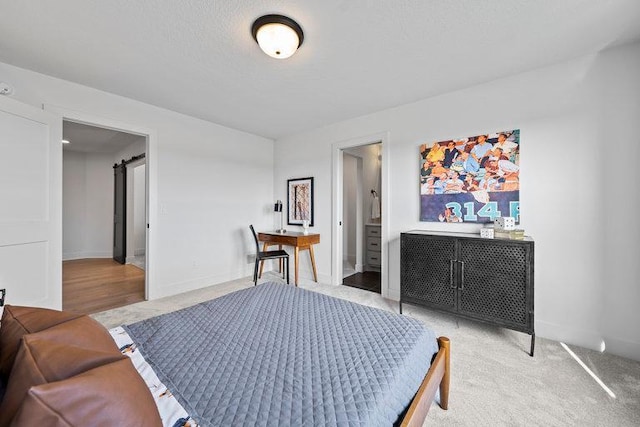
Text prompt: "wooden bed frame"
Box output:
[[400, 336, 450, 426]]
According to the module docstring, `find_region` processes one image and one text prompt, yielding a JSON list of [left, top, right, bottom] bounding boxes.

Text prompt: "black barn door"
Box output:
[[113, 162, 126, 264]]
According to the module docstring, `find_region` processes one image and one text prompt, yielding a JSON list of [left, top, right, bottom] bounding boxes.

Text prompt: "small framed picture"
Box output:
[[287, 177, 314, 226]]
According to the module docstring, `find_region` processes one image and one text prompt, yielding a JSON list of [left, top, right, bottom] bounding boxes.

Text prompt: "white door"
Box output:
[[0, 96, 62, 309]]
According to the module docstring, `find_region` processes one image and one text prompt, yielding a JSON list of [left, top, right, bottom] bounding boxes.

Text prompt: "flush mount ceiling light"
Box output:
[[251, 14, 304, 59]]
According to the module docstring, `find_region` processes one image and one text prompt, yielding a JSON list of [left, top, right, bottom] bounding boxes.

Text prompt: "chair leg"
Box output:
[[253, 260, 259, 286], [286, 257, 290, 285]]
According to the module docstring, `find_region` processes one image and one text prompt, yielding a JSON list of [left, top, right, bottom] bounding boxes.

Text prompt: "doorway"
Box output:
[[61, 120, 148, 314], [332, 132, 389, 297], [341, 144, 382, 293]]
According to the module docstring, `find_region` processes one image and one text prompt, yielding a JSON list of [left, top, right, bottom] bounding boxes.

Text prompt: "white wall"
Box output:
[[599, 43, 640, 361], [274, 42, 640, 360], [346, 143, 381, 223], [62, 151, 85, 257], [62, 150, 113, 259], [0, 60, 274, 300]]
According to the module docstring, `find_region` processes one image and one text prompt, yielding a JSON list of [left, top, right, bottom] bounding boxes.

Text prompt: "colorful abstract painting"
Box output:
[[419, 130, 520, 223]]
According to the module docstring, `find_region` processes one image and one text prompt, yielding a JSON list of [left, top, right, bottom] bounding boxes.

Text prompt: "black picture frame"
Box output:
[[287, 177, 314, 226]]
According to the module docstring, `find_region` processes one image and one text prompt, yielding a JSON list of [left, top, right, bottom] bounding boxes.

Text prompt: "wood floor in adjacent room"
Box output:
[[63, 258, 145, 315]]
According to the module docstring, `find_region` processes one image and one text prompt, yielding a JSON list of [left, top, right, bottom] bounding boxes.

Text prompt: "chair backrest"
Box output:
[[249, 225, 260, 254]]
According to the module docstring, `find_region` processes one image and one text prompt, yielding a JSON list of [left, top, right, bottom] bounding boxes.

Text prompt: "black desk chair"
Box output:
[[250, 225, 290, 286]]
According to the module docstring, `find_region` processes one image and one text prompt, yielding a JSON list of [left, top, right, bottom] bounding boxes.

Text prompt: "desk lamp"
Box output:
[[274, 200, 286, 233]]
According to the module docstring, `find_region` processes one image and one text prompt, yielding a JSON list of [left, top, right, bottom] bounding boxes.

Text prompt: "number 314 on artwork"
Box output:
[[419, 129, 520, 223]]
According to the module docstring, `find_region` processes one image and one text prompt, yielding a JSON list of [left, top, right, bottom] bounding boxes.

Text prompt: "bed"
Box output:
[[110, 283, 450, 426]]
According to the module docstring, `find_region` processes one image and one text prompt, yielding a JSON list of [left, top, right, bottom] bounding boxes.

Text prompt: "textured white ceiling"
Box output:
[[63, 121, 144, 154], [2, 1, 640, 139]]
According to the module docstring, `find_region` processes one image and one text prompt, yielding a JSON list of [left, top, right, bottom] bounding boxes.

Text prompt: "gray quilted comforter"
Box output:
[[124, 283, 437, 426]]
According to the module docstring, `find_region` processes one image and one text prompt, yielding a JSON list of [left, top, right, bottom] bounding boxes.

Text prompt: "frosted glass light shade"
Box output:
[[256, 23, 299, 59], [252, 15, 304, 59]]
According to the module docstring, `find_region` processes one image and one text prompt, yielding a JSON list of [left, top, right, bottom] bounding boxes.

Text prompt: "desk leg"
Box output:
[[258, 243, 269, 278], [279, 245, 283, 274], [309, 245, 318, 283], [294, 246, 300, 287]]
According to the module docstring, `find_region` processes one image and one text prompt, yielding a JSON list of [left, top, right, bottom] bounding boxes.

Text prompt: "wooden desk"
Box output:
[[258, 231, 320, 286]]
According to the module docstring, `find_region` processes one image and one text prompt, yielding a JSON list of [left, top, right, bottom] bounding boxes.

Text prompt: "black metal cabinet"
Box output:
[[400, 231, 535, 356]]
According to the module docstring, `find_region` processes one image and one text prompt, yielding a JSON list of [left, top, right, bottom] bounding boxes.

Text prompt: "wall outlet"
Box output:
[[0, 83, 14, 96]]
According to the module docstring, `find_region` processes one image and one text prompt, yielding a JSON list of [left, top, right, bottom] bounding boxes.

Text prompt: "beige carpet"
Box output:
[[92, 273, 640, 426]]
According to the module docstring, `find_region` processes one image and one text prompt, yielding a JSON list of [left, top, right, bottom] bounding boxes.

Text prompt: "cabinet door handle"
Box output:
[[459, 261, 465, 290], [449, 260, 455, 288]]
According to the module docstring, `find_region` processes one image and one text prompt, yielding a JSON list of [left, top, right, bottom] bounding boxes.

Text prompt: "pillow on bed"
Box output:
[[0, 316, 124, 426], [16, 314, 121, 354], [9, 358, 162, 427], [0, 336, 126, 427], [0, 305, 82, 380]]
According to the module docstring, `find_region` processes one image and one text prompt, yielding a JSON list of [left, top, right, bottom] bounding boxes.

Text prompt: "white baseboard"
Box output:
[[535, 320, 603, 352], [537, 321, 640, 361], [602, 336, 640, 362], [149, 266, 333, 303], [387, 287, 400, 301], [63, 251, 112, 261], [355, 263, 364, 273], [263, 266, 331, 286], [317, 272, 332, 285], [150, 270, 249, 300]]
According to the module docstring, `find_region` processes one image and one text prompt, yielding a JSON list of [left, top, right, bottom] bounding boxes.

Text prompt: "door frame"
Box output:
[[331, 131, 390, 297], [45, 105, 156, 301]]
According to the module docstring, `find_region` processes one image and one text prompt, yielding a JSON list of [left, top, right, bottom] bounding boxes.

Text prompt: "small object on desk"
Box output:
[[512, 229, 525, 239], [494, 216, 515, 230], [480, 227, 494, 239], [302, 220, 309, 235], [494, 229, 523, 239], [274, 200, 286, 233], [495, 229, 526, 240]]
